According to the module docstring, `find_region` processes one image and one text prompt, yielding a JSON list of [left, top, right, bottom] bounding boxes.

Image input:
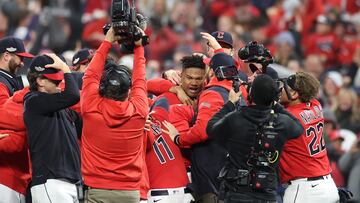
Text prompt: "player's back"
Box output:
[[146, 99, 189, 189], [280, 99, 331, 183]]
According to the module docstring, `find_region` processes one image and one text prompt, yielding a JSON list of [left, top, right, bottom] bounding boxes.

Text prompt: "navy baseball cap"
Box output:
[[0, 36, 33, 58], [209, 52, 236, 70], [250, 74, 277, 106], [29, 55, 64, 81], [72, 48, 93, 66], [211, 31, 233, 48]]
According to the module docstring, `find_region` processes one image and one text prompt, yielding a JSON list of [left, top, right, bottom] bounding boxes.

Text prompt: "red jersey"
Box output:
[[177, 77, 247, 146], [0, 83, 10, 105], [146, 99, 189, 189], [0, 88, 31, 194], [147, 78, 174, 96], [81, 41, 148, 190], [280, 99, 331, 183]]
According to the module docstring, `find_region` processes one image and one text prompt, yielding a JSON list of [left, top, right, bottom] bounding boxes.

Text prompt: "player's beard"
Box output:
[[8, 58, 21, 74]]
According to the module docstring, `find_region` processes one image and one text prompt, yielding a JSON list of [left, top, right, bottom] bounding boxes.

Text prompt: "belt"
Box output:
[[288, 174, 330, 185], [307, 176, 325, 181], [150, 188, 191, 196]]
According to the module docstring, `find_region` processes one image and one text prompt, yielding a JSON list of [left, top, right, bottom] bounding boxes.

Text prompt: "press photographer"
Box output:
[[206, 74, 304, 202]]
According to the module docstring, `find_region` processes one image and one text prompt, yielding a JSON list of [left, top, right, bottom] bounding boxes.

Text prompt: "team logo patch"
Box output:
[[217, 32, 225, 39], [6, 47, 17, 52], [34, 66, 45, 71], [73, 57, 80, 64], [151, 119, 162, 136], [199, 102, 211, 109]]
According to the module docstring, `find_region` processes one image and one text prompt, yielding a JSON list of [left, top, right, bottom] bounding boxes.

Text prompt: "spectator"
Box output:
[[273, 31, 299, 67], [321, 71, 343, 110], [338, 138, 360, 202], [334, 88, 360, 134]]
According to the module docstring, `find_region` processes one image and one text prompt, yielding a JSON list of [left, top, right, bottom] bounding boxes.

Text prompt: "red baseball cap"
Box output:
[[0, 36, 34, 58]]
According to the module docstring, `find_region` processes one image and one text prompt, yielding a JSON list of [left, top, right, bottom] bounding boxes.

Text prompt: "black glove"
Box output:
[[338, 187, 353, 203]]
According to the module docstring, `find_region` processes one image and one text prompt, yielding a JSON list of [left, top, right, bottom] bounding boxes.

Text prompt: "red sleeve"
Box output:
[[0, 83, 10, 106], [179, 90, 225, 146], [81, 41, 112, 113], [0, 130, 26, 153], [169, 105, 194, 134], [147, 78, 174, 96], [130, 46, 148, 117]]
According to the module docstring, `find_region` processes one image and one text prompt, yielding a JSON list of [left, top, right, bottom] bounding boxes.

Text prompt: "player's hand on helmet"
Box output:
[[45, 53, 71, 73], [200, 32, 222, 50], [228, 89, 242, 104], [163, 69, 181, 85], [170, 86, 194, 106], [162, 120, 179, 141], [0, 133, 9, 139]]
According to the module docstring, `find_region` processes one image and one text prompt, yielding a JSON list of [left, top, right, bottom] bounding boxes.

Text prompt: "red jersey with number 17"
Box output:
[[146, 98, 189, 189], [279, 99, 331, 183]]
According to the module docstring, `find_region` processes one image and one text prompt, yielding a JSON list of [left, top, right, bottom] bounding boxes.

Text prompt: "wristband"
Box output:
[[174, 134, 181, 146]]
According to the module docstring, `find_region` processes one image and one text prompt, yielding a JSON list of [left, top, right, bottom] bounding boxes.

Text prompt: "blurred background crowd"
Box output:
[[0, 0, 360, 198]]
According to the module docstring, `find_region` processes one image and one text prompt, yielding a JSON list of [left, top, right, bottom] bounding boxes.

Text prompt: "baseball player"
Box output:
[[145, 98, 194, 203], [0, 36, 33, 104], [71, 48, 93, 72], [0, 87, 31, 203], [279, 72, 339, 203]]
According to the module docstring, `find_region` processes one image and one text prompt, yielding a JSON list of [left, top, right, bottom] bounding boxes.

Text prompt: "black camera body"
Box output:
[[104, 0, 148, 48], [238, 41, 273, 71], [214, 65, 241, 92], [215, 65, 239, 81]]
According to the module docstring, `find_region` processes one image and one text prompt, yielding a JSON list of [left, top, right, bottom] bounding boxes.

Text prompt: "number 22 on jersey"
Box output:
[[306, 122, 326, 156]]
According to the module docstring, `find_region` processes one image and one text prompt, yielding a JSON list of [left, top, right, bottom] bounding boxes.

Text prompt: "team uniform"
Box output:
[[0, 88, 31, 203], [280, 99, 339, 203], [24, 73, 81, 203], [146, 98, 194, 203]]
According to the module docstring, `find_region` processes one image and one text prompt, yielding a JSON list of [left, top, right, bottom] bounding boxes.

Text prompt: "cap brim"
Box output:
[[43, 72, 64, 81], [16, 52, 34, 58], [217, 40, 233, 48]]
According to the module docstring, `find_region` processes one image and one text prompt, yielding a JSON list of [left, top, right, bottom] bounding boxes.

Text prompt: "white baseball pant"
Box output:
[[283, 174, 339, 203], [0, 183, 25, 203], [31, 179, 78, 203], [148, 187, 194, 203]]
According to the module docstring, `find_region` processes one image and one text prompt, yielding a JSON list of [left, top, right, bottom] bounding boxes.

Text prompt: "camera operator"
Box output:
[[80, 26, 148, 203], [206, 74, 304, 203]]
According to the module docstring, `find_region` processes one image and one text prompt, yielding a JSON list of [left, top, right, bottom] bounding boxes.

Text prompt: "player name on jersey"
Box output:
[[299, 104, 323, 125]]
